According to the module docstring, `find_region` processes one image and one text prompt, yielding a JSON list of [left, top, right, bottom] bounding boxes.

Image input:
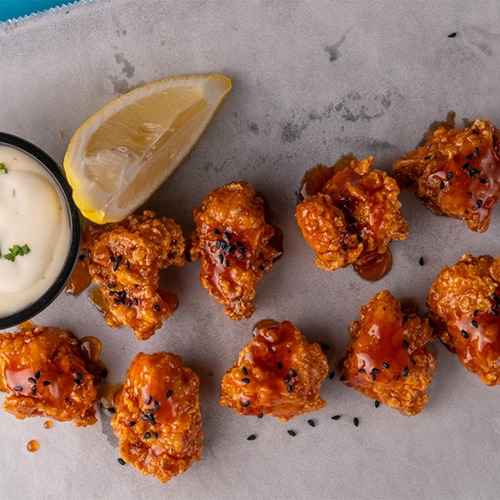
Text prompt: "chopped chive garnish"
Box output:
[[4, 244, 30, 262], [0, 163, 7, 174]]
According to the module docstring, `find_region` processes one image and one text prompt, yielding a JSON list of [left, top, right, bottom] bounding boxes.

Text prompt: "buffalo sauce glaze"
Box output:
[[66, 257, 92, 295], [27, 440, 39, 452], [439, 285, 500, 383], [298, 156, 393, 281], [346, 307, 412, 387]]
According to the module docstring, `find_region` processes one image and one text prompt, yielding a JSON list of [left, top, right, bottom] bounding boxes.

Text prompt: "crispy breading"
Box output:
[[220, 320, 328, 421], [393, 119, 500, 232], [83, 211, 185, 340], [0, 325, 97, 426], [111, 352, 202, 483], [339, 291, 436, 415], [427, 254, 500, 385], [189, 181, 279, 320]]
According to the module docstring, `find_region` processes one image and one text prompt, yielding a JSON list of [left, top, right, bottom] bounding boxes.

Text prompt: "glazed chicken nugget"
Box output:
[[83, 210, 185, 340], [296, 157, 408, 278], [189, 181, 280, 320], [111, 352, 203, 483], [427, 254, 500, 386], [220, 320, 328, 421], [339, 291, 436, 415], [0, 325, 97, 427], [393, 119, 500, 233]]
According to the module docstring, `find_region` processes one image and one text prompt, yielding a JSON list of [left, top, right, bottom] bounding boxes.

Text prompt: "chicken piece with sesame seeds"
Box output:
[[220, 320, 329, 421], [189, 181, 281, 320], [83, 210, 185, 340], [339, 291, 436, 416], [393, 119, 500, 233], [111, 352, 203, 483], [427, 254, 500, 386], [0, 324, 97, 427], [296, 156, 408, 278]]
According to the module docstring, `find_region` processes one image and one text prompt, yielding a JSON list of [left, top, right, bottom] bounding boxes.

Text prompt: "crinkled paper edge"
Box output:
[[0, 0, 99, 27]]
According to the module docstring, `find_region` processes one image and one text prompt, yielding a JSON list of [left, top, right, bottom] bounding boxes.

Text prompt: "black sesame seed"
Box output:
[[225, 260, 231, 267], [118, 458, 126, 466], [479, 178, 488, 184], [277, 362, 283, 370], [339, 375, 345, 381], [307, 420, 315, 427], [242, 367, 248, 376], [129, 421, 136, 427], [76, 372, 83, 381], [474, 310, 479, 317], [28, 377, 36, 384], [329, 371, 335, 380], [134, 298, 139, 305], [242, 378, 250, 384], [224, 231, 232, 240], [331, 415, 341, 420], [107, 284, 116, 288], [258, 412, 264, 418], [74, 379, 81, 386], [341, 244, 348, 251], [371, 372, 377, 381], [146, 396, 152, 405], [125, 260, 130, 269], [287, 385, 293, 393], [346, 227, 354, 234], [447, 172, 453, 181], [238, 254, 245, 260], [382, 362, 390, 369], [402, 366, 409, 377], [290, 368, 297, 377], [353, 417, 359, 427], [13, 386, 22, 391], [219, 254, 224, 264], [492, 309, 499, 316], [466, 153, 474, 161], [240, 248, 247, 253], [185, 254, 192, 262], [242, 401, 250, 407], [116, 255, 122, 263], [403, 316, 408, 324], [419, 257, 424, 266], [357, 235, 363, 243], [259, 265, 265, 270], [154, 305, 161, 311], [34, 370, 41, 380], [359, 368, 366, 373], [247, 434, 257, 441], [462, 330, 469, 339], [143, 433, 151, 439], [287, 430, 296, 437], [284, 375, 291, 383], [403, 339, 409, 348], [166, 390, 173, 398], [148, 416, 156, 426], [467, 170, 475, 178], [372, 368, 380, 374], [440, 181, 445, 190], [153, 401, 160, 410], [228, 245, 236, 253], [113, 261, 119, 272], [472, 320, 478, 328], [477, 200, 483, 208], [236, 242, 243, 247], [320, 343, 330, 351], [462, 163, 470, 170], [108, 408, 116, 414], [345, 198, 350, 208], [496, 302, 500, 309], [214, 228, 221, 235], [375, 400, 380, 408], [126, 300, 132, 308], [32, 385, 37, 395], [215, 240, 222, 249], [448, 32, 457, 38], [110, 257, 115, 263], [475, 147, 480, 158], [441, 322, 447, 328], [493, 294, 500, 301], [140, 412, 148, 421]]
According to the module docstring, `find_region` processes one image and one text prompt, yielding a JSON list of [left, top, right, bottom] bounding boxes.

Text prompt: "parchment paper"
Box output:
[[1, 1, 500, 499]]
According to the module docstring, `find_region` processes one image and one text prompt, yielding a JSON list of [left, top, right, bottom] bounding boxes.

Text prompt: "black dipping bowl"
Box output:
[[0, 133, 82, 330]]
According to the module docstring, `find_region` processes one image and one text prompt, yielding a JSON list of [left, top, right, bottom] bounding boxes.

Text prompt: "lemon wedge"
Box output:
[[64, 75, 231, 223]]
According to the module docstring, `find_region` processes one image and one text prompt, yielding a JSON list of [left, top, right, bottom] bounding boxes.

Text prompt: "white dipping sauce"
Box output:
[[0, 145, 71, 317]]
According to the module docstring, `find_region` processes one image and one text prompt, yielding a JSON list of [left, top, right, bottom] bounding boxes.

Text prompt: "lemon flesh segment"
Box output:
[[64, 75, 231, 223]]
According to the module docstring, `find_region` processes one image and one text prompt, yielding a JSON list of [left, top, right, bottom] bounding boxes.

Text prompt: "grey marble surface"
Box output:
[[1, 1, 500, 499]]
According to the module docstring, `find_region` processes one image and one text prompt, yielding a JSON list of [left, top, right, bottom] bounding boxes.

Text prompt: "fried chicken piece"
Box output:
[[111, 352, 202, 483], [220, 320, 328, 421], [339, 291, 436, 415], [83, 210, 185, 340], [427, 254, 500, 386], [393, 119, 500, 233], [296, 157, 408, 277], [189, 181, 280, 320], [0, 324, 97, 426]]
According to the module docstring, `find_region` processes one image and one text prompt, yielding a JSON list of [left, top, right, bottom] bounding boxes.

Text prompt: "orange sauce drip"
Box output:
[[79, 336, 108, 383], [44, 421, 53, 429], [88, 287, 109, 316], [353, 250, 393, 282], [98, 383, 123, 411], [253, 319, 279, 336], [66, 257, 92, 296], [27, 440, 39, 452]]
